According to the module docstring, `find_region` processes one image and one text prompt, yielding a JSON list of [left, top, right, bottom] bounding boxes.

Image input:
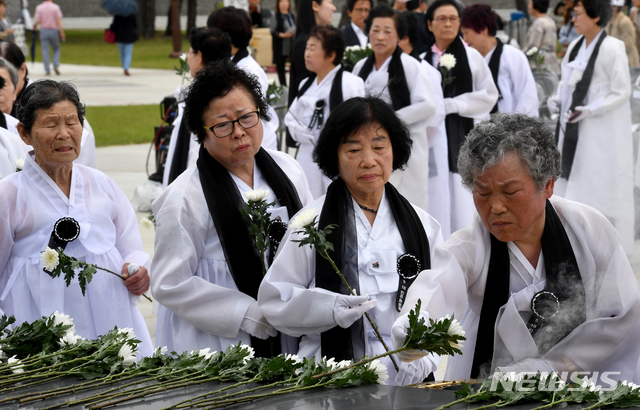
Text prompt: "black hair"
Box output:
[[406, 0, 420, 10], [531, 0, 550, 13], [577, 0, 612, 26], [313, 97, 412, 179], [184, 60, 271, 144], [399, 11, 419, 45], [365, 4, 407, 39], [425, 0, 462, 22], [297, 0, 321, 36], [347, 0, 372, 12], [207, 7, 253, 49], [309, 25, 346, 65], [554, 1, 566, 15], [17, 80, 85, 134], [189, 27, 232, 65]]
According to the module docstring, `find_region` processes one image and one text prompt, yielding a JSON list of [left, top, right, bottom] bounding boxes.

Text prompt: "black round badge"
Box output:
[[269, 216, 288, 246], [531, 290, 560, 320], [53, 217, 81, 243], [397, 253, 421, 281]]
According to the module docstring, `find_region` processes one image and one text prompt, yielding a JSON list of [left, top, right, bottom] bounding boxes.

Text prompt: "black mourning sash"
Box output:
[[0, 113, 7, 130], [425, 36, 474, 173], [231, 47, 250, 64], [296, 67, 345, 112], [317, 178, 430, 361], [357, 46, 411, 110], [555, 31, 607, 179], [470, 200, 586, 378], [167, 115, 191, 185], [197, 146, 303, 357], [488, 39, 504, 114]]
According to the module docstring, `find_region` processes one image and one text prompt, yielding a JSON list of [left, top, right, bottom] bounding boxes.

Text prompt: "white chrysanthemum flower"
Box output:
[[117, 327, 136, 341], [369, 359, 389, 385], [526, 47, 538, 56], [41, 247, 60, 272], [337, 360, 351, 368], [51, 311, 74, 328], [14, 158, 24, 171], [158, 346, 168, 355], [59, 332, 82, 346], [439, 53, 457, 70], [8, 356, 24, 374], [242, 345, 255, 364], [180, 52, 188, 61], [244, 189, 271, 202], [197, 348, 216, 360], [140, 218, 154, 230], [118, 344, 137, 368], [325, 357, 337, 369], [289, 208, 318, 230], [285, 354, 303, 364]]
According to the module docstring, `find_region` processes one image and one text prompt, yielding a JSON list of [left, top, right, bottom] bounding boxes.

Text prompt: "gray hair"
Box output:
[[0, 57, 18, 88], [457, 113, 562, 191]]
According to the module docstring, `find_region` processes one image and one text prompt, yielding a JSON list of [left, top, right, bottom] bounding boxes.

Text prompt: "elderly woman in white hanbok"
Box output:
[[151, 61, 312, 357], [423, 0, 498, 234], [461, 4, 539, 116], [547, 0, 634, 255], [208, 6, 279, 151], [0, 80, 153, 356], [392, 114, 640, 382], [286, 25, 365, 198], [259, 97, 443, 385], [352, 4, 436, 213]]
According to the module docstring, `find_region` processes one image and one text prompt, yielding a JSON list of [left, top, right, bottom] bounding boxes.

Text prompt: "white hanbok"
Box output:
[[259, 190, 444, 384], [162, 102, 199, 189], [484, 43, 539, 116], [235, 54, 279, 151], [428, 46, 499, 233], [0, 126, 28, 178], [285, 65, 365, 198], [77, 119, 97, 168], [4, 113, 18, 136], [0, 154, 153, 356], [151, 149, 313, 354], [420, 59, 451, 239], [402, 196, 640, 382], [552, 31, 634, 255], [353, 53, 437, 212]]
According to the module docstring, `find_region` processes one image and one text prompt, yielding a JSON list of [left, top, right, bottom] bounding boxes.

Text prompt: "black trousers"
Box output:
[[274, 53, 288, 87]]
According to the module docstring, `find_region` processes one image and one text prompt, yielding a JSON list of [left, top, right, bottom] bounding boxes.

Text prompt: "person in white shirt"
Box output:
[[286, 25, 365, 198], [151, 61, 312, 357], [208, 6, 280, 151], [260, 96, 443, 385], [391, 113, 640, 382], [342, 0, 371, 47], [423, 0, 498, 233], [460, 4, 539, 116], [353, 4, 437, 213]]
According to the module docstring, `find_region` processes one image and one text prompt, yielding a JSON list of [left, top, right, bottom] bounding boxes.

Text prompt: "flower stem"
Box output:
[[581, 401, 615, 410], [96, 266, 153, 302], [312, 346, 407, 380], [529, 397, 572, 410], [433, 388, 488, 410], [470, 400, 505, 410], [320, 249, 399, 372], [175, 378, 291, 409], [200, 381, 334, 409]]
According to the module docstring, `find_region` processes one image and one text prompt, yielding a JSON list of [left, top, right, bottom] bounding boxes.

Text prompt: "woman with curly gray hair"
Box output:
[[392, 113, 640, 383], [547, 0, 634, 255]]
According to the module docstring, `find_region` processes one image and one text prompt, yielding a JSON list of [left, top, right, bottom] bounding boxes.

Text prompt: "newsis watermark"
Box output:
[[489, 372, 622, 392]]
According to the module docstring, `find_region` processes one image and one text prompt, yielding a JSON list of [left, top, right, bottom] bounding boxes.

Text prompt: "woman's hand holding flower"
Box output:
[[333, 294, 377, 328], [121, 263, 150, 296]]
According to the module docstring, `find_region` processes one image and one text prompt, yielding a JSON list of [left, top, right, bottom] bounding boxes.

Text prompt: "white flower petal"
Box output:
[[14, 158, 24, 171], [439, 53, 457, 70], [41, 247, 60, 272], [118, 344, 137, 368], [289, 208, 318, 230], [369, 359, 388, 385], [244, 189, 271, 202]]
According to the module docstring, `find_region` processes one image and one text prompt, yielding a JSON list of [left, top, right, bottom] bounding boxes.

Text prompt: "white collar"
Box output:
[[315, 64, 342, 87]]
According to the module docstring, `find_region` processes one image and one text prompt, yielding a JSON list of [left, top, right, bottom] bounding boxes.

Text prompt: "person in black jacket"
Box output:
[[271, 0, 296, 86], [342, 0, 371, 47], [110, 14, 139, 76]]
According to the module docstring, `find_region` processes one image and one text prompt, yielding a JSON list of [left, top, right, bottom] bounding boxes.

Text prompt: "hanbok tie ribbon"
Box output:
[[396, 253, 420, 312], [308, 99, 326, 130], [44, 217, 81, 274]]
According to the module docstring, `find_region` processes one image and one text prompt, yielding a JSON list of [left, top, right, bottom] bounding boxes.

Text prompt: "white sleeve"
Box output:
[[342, 75, 366, 100], [284, 93, 309, 143], [258, 225, 339, 337], [585, 41, 632, 116], [509, 50, 540, 116], [150, 203, 255, 338], [396, 56, 436, 126], [448, 49, 499, 119]]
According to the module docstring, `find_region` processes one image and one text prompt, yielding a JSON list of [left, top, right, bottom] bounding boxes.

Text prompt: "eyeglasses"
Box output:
[[570, 10, 584, 18], [352, 7, 370, 13], [434, 15, 460, 23], [203, 109, 260, 138]]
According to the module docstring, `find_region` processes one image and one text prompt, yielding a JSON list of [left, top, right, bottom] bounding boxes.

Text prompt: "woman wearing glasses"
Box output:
[[151, 61, 312, 356], [352, 4, 437, 213], [286, 25, 365, 198], [423, 0, 498, 233]]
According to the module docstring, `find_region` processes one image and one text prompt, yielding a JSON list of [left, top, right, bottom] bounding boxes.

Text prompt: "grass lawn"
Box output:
[[33, 30, 191, 70], [86, 104, 166, 147]]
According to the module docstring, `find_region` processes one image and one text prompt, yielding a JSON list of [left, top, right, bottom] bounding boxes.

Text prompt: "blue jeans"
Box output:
[[117, 42, 134, 71], [40, 28, 60, 74]]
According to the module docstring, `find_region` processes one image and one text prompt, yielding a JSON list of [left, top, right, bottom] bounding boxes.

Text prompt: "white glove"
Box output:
[[294, 127, 316, 145], [395, 357, 434, 385], [391, 312, 429, 362], [240, 301, 278, 340], [333, 294, 377, 329], [546, 96, 560, 114], [127, 263, 139, 275], [443, 98, 458, 115], [566, 105, 592, 123]]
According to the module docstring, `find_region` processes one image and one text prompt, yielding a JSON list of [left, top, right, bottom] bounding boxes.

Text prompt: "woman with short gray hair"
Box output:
[[392, 112, 640, 382]]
